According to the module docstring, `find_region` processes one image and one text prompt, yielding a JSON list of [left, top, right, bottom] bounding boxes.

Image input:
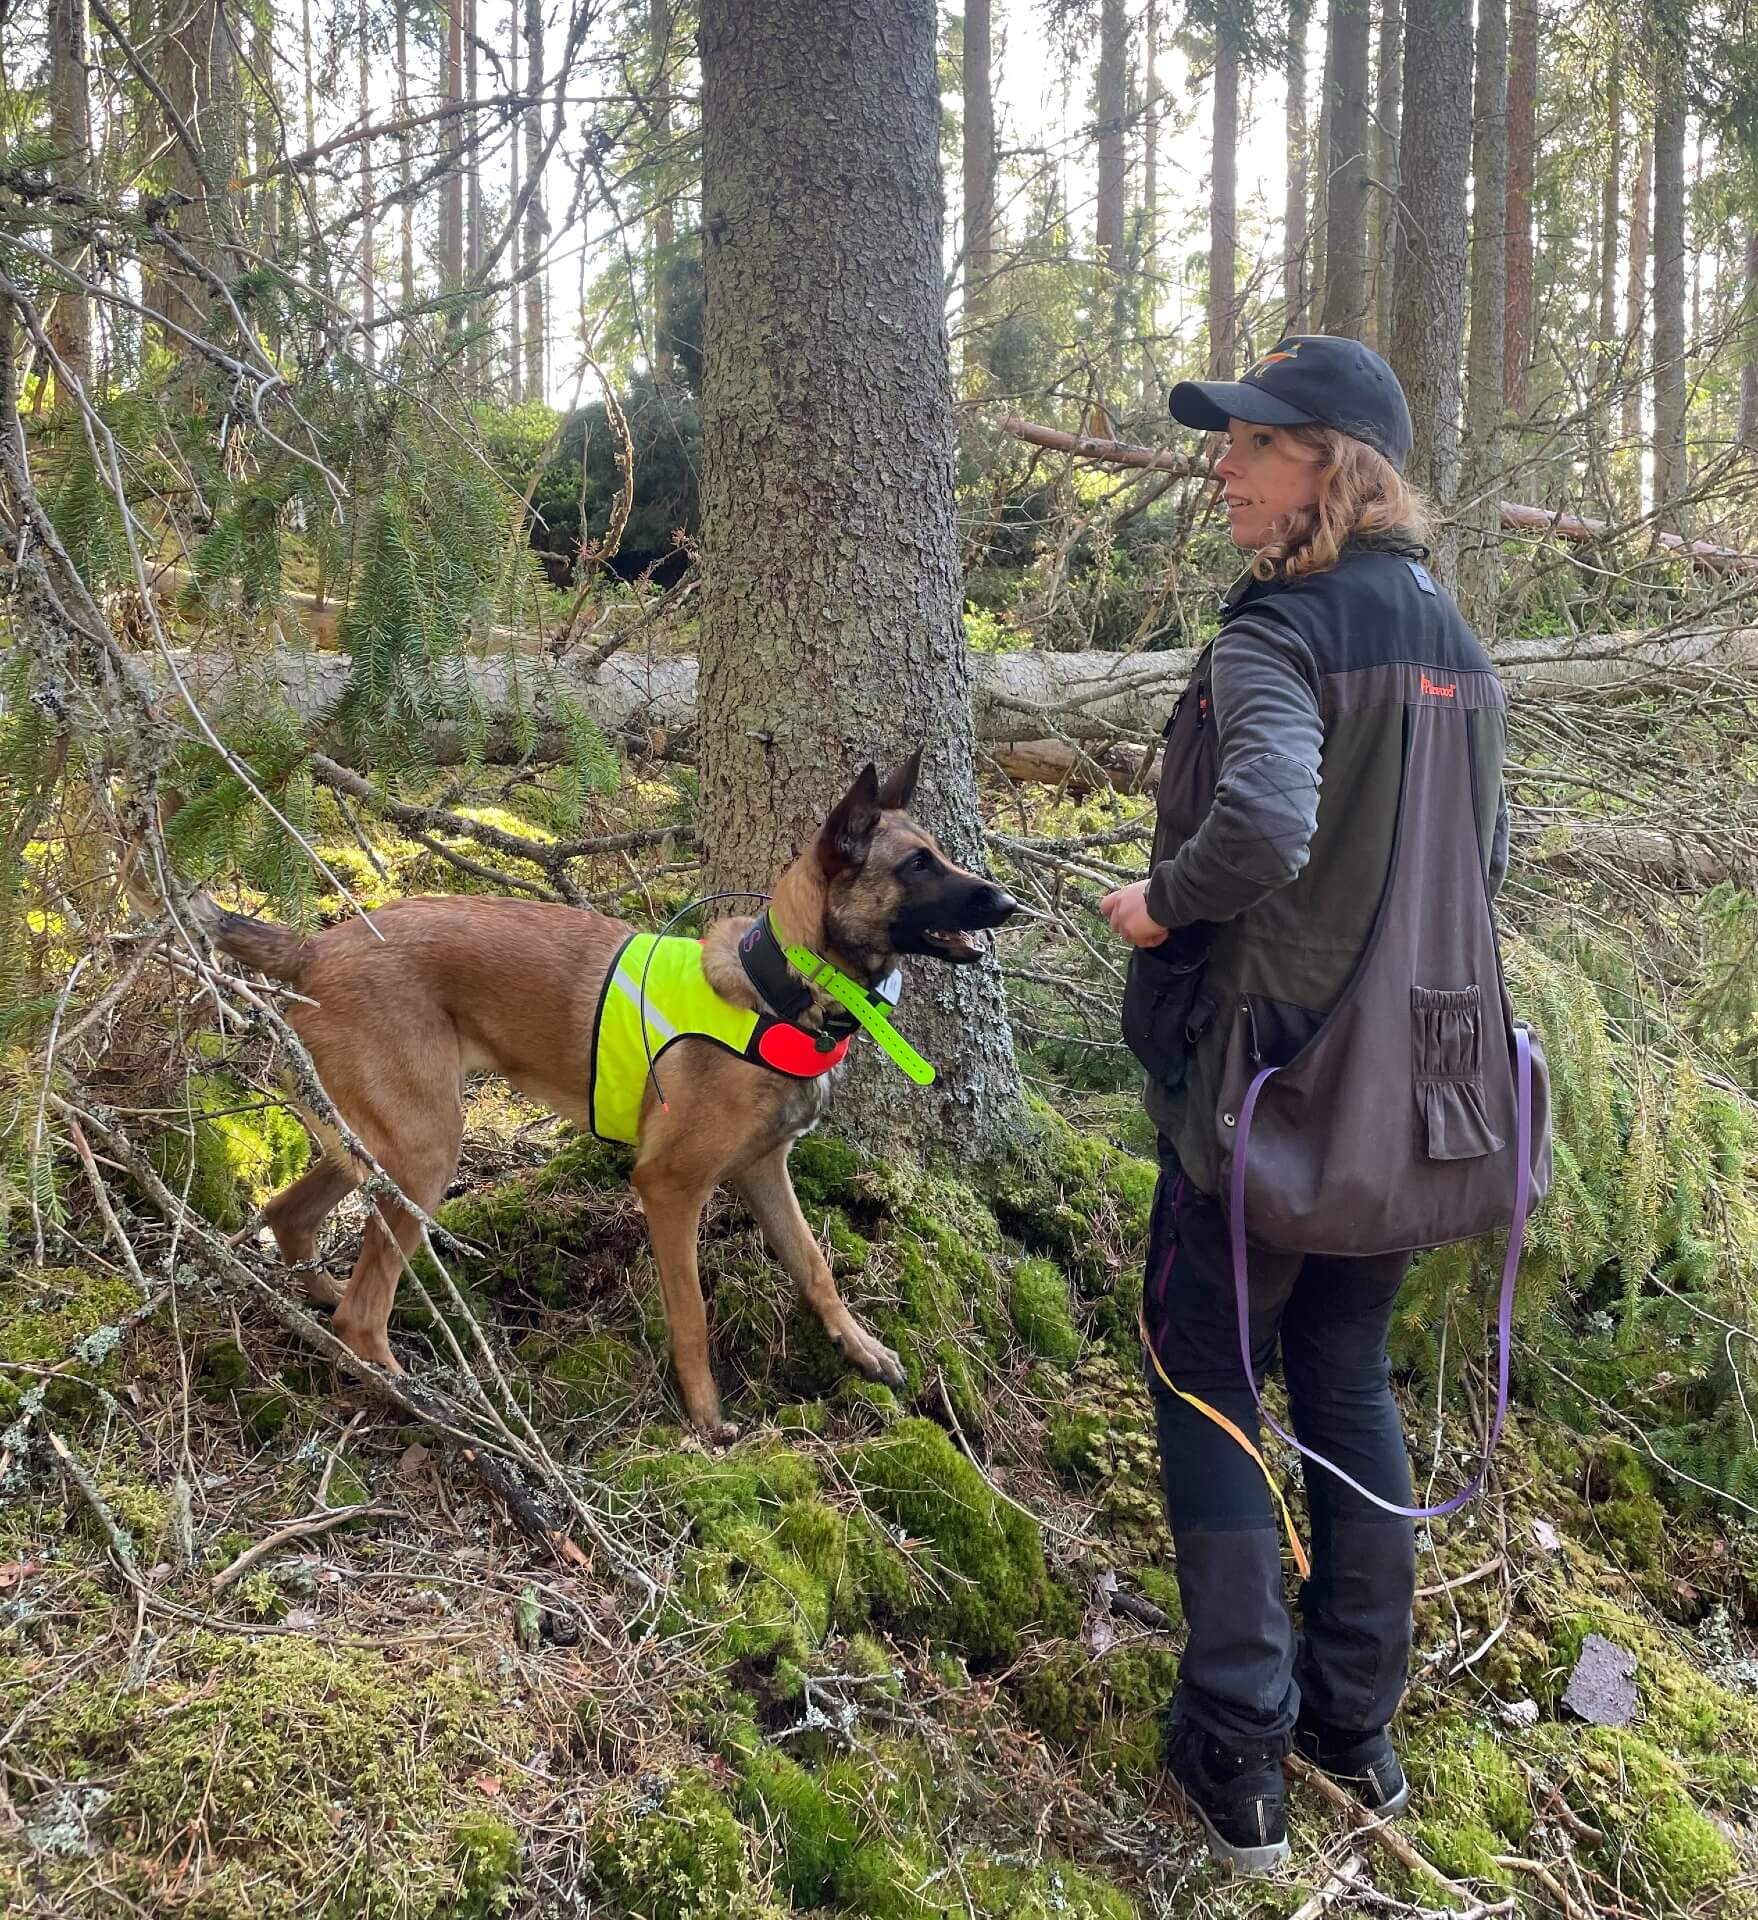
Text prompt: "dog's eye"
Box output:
[[906, 849, 936, 875]]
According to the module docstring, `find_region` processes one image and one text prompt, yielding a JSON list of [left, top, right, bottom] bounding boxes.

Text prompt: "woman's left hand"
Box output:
[[1098, 881, 1169, 948]]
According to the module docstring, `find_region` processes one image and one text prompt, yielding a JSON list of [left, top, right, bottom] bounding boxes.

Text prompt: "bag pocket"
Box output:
[[1122, 951, 1206, 1087], [1411, 984, 1503, 1161]]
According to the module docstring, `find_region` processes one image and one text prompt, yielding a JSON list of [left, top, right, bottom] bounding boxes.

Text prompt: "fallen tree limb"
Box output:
[[993, 412, 1758, 576]]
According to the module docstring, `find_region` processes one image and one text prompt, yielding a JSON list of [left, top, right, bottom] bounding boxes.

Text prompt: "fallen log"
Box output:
[[136, 618, 1758, 776]]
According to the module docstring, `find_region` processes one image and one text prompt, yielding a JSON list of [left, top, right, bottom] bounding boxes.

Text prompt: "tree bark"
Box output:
[[696, 0, 1023, 1159], [1460, 0, 1507, 635], [1208, 24, 1240, 375], [1651, 62, 1689, 531], [1740, 222, 1758, 453], [359, 0, 377, 370], [1389, 0, 1473, 583], [161, 0, 242, 351], [1320, 0, 1371, 338], [1623, 131, 1653, 451], [1096, 0, 1129, 381], [443, 0, 465, 312], [1501, 0, 1535, 415], [506, 0, 521, 396], [47, 0, 93, 392], [1369, 0, 1403, 352], [1309, 6, 1333, 322], [1140, 0, 1159, 406], [650, 0, 676, 382], [1284, 0, 1312, 334], [1595, 37, 1621, 448], [466, 0, 484, 389], [962, 0, 996, 365], [398, 0, 415, 311], [523, 0, 546, 400]]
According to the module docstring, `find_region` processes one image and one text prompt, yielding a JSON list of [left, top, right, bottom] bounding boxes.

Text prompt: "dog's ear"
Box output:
[[876, 746, 922, 812], [819, 763, 883, 877]]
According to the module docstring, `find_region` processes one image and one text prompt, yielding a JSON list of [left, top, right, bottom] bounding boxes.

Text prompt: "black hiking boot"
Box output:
[[1162, 1716, 1291, 1873], [1292, 1713, 1410, 1814]]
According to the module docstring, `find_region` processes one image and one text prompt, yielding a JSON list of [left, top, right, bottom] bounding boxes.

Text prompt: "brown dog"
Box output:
[[197, 754, 1016, 1439]]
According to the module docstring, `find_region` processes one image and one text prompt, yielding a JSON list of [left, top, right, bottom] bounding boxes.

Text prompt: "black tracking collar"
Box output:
[[737, 915, 859, 1048]]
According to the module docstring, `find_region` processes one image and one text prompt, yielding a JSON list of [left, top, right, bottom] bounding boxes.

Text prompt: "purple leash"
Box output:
[[1228, 1029, 1533, 1520]]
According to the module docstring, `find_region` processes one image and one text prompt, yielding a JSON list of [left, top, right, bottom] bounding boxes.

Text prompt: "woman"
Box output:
[[1099, 336, 1513, 1871]]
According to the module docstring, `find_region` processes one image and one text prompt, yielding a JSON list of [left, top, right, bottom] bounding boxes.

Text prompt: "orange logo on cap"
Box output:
[[1246, 344, 1302, 379]]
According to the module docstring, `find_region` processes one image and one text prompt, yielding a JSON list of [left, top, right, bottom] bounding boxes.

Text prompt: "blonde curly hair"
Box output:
[[1247, 423, 1433, 583]]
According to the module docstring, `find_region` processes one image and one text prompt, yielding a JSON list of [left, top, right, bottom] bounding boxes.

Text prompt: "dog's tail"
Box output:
[[191, 897, 310, 984]]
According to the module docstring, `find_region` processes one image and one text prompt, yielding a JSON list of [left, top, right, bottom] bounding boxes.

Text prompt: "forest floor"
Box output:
[[6, 1067, 1758, 1920]]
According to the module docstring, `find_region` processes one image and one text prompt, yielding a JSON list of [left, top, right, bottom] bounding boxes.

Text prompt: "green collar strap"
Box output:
[[780, 932, 937, 1086]]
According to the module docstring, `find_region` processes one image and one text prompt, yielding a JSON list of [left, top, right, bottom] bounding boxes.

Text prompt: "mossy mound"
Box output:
[[0, 1265, 143, 1424], [144, 1072, 310, 1231], [0, 1634, 527, 1919]]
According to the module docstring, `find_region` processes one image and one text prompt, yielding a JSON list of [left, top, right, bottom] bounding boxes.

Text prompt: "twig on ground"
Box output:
[[1284, 1754, 1473, 1903]]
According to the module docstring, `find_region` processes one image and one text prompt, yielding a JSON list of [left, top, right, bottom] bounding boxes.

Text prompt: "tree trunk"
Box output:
[[443, 0, 465, 312], [1623, 132, 1652, 450], [523, 0, 546, 400], [696, 0, 1023, 1160], [650, 0, 676, 382], [1284, 0, 1311, 334], [1389, 0, 1472, 583], [1460, 0, 1507, 635], [161, 0, 242, 351], [1096, 0, 1129, 381], [507, 0, 521, 396], [1651, 64, 1688, 530], [962, 0, 995, 366], [47, 0, 92, 393], [398, 0, 415, 311], [1369, 0, 1403, 351], [466, 0, 484, 389], [1595, 38, 1621, 448], [1140, 0, 1160, 406], [1309, 6, 1333, 323], [359, 0, 376, 370], [1208, 25, 1239, 375], [1502, 0, 1535, 414], [1319, 0, 1371, 338], [1740, 222, 1758, 452]]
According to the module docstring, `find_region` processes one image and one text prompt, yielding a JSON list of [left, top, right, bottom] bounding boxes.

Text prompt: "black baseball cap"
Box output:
[[1168, 335, 1415, 471]]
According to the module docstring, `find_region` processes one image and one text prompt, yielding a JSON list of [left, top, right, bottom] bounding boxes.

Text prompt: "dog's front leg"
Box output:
[[632, 1160, 738, 1444], [731, 1148, 907, 1393]]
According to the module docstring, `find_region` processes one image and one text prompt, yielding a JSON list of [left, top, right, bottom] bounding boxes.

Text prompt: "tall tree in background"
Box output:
[[398, 0, 416, 309], [466, 0, 485, 389], [1308, 13, 1332, 322], [442, 0, 465, 310], [47, 0, 92, 390], [650, 0, 676, 382], [1140, 0, 1161, 403], [524, 0, 546, 398], [1502, 0, 1536, 413], [1208, 14, 1240, 373], [1389, 0, 1473, 580], [1284, 0, 1311, 333], [162, 0, 242, 352], [1595, 27, 1621, 444], [1624, 123, 1654, 449], [359, 0, 377, 369], [1741, 221, 1758, 451], [1460, 0, 1508, 632], [1369, 0, 1402, 351], [696, 0, 1022, 1158], [1319, 0, 1370, 336], [1096, 0, 1129, 380], [963, 0, 996, 367], [1651, 55, 1689, 528], [507, 0, 522, 395]]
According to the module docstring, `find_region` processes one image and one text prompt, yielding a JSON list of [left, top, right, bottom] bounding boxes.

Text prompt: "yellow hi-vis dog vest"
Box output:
[[588, 933, 850, 1144]]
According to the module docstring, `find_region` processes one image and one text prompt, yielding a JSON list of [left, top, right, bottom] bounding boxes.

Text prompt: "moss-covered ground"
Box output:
[[5, 1085, 1758, 1916]]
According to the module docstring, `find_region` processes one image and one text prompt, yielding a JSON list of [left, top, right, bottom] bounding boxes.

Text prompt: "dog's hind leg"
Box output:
[[262, 1157, 362, 1306], [730, 1148, 906, 1393]]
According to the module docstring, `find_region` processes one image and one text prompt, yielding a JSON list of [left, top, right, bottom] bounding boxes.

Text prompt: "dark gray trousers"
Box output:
[[1144, 1141, 1417, 1748]]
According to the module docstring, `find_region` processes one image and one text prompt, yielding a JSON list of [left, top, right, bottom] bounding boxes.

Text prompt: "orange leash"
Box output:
[[1139, 1308, 1311, 1580]]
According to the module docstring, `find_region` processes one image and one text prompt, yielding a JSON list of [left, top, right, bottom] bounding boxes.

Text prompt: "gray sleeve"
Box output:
[[1146, 617, 1324, 929], [1488, 788, 1510, 899]]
